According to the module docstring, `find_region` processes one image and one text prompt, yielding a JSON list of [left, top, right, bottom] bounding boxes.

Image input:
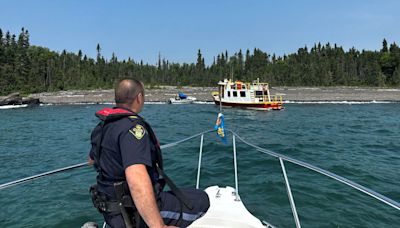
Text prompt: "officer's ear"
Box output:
[[137, 92, 144, 103]]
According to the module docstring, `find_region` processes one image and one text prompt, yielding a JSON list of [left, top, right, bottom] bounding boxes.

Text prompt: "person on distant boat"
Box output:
[[88, 79, 209, 228]]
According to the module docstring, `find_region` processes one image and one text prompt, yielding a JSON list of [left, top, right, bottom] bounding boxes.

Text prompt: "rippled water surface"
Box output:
[[0, 103, 399, 227]]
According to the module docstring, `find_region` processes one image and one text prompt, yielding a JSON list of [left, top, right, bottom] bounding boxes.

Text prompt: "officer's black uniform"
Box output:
[[89, 107, 209, 228]]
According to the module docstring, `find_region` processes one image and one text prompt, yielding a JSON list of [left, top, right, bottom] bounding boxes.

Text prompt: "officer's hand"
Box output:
[[87, 157, 94, 165]]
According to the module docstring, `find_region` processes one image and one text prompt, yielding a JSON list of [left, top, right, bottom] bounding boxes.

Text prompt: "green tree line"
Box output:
[[1, 28, 400, 95]]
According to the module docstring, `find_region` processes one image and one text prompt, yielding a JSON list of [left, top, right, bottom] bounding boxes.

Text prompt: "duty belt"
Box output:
[[90, 183, 135, 215]]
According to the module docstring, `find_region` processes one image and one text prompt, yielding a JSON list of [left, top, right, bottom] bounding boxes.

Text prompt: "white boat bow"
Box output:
[[189, 186, 270, 228]]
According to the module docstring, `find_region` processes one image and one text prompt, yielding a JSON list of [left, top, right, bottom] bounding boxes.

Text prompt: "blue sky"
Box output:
[[1, 0, 399, 64]]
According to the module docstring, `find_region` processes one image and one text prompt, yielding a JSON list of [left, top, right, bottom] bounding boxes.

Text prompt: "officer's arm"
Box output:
[[126, 164, 173, 228]]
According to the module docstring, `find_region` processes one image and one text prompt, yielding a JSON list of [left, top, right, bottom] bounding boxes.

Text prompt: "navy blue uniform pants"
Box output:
[[104, 188, 210, 228]]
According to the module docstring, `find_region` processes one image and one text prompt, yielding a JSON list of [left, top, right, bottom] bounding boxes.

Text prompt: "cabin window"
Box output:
[[255, 91, 263, 96], [240, 91, 246, 97], [242, 85, 246, 89], [233, 91, 238, 97], [231, 85, 235, 89], [227, 91, 231, 97], [263, 91, 268, 95]]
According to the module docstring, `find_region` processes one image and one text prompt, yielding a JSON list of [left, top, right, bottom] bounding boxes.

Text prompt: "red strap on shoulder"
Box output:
[[95, 107, 133, 117], [95, 107, 137, 121]]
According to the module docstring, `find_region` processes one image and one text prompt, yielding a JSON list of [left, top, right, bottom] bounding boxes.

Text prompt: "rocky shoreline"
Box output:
[[0, 93, 40, 106], [11, 86, 400, 104]]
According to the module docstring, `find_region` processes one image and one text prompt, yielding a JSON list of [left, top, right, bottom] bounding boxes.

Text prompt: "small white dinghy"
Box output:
[[169, 92, 197, 104]]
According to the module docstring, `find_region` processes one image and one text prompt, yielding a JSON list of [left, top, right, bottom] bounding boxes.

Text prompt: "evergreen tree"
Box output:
[[96, 43, 101, 61], [196, 49, 205, 71], [391, 67, 400, 85], [0, 29, 4, 64], [381, 39, 388, 53], [238, 50, 243, 71]]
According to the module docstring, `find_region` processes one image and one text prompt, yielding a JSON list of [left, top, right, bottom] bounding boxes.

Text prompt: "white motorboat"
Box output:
[[169, 92, 197, 104]]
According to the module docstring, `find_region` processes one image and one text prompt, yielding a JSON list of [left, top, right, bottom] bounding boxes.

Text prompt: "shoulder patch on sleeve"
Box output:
[[129, 124, 145, 140]]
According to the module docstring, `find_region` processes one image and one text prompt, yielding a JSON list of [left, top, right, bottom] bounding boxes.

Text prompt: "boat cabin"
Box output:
[[214, 79, 283, 110]]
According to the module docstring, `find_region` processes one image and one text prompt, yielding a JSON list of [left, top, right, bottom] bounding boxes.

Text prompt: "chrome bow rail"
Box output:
[[167, 129, 400, 228], [1, 129, 399, 228]]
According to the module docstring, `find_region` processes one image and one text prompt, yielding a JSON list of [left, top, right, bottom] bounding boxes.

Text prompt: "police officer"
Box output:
[[88, 79, 209, 228]]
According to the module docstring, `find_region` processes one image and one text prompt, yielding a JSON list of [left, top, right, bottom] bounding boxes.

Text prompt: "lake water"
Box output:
[[0, 103, 399, 227]]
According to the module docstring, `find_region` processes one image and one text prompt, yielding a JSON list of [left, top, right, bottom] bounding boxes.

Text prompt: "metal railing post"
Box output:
[[279, 157, 301, 228], [196, 134, 204, 189], [233, 134, 239, 201]]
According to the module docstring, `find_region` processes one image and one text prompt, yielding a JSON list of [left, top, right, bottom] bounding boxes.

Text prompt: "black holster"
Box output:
[[114, 181, 137, 228], [90, 184, 120, 215], [90, 183, 143, 228]]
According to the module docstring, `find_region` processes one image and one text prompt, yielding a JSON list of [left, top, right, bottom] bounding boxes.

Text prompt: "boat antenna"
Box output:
[[219, 83, 222, 113], [230, 65, 234, 82]]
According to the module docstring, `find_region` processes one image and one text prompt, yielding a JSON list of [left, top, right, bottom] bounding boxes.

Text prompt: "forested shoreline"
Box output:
[[1, 28, 400, 96]]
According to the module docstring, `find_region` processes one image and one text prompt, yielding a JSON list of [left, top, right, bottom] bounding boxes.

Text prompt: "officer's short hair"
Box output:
[[115, 79, 144, 105]]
